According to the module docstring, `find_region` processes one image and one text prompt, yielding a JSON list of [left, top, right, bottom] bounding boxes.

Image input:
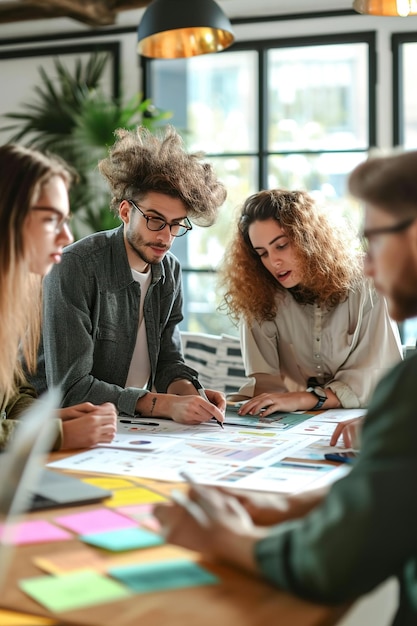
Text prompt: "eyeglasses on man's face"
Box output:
[[361, 217, 416, 255], [128, 199, 192, 238], [31, 206, 72, 234]]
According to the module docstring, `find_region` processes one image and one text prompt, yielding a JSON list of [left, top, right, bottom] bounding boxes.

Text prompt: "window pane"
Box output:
[[148, 51, 258, 153], [268, 43, 369, 151], [180, 272, 238, 337], [402, 42, 417, 148], [171, 156, 258, 270], [268, 152, 366, 228]]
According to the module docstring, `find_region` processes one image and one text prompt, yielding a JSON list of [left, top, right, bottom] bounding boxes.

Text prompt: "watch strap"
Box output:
[[306, 386, 327, 410]]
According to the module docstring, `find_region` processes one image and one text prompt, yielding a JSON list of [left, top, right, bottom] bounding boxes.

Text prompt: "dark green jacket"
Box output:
[[0, 380, 62, 450], [255, 353, 417, 626]]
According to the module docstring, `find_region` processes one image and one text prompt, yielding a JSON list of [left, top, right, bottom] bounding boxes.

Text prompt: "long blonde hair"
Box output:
[[0, 144, 72, 402]]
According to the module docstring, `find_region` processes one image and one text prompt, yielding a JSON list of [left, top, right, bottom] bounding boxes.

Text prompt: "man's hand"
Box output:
[[167, 394, 225, 425], [154, 484, 266, 573], [330, 417, 363, 448], [217, 485, 328, 525], [137, 383, 226, 426]]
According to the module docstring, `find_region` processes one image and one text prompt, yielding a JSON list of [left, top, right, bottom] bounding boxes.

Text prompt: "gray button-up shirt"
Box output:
[[37, 225, 197, 416]]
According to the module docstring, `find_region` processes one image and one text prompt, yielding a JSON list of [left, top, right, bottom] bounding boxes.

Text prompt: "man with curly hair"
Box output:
[[35, 125, 227, 424]]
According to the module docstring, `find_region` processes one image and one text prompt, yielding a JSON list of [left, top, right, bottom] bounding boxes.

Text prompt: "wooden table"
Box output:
[[0, 459, 349, 626]]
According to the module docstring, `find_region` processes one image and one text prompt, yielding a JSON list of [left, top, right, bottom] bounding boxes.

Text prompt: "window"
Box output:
[[393, 33, 417, 346], [143, 33, 375, 335]]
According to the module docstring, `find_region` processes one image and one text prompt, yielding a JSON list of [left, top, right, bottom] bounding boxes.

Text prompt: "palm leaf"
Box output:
[[0, 51, 171, 234]]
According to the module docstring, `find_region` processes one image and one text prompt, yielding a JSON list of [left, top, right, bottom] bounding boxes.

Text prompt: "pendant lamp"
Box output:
[[353, 0, 417, 15], [137, 0, 235, 59]]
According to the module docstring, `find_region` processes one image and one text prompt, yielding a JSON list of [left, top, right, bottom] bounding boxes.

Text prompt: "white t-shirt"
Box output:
[[125, 267, 152, 389]]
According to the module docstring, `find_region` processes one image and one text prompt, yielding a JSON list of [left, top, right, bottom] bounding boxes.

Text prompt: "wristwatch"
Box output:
[[306, 385, 327, 410]]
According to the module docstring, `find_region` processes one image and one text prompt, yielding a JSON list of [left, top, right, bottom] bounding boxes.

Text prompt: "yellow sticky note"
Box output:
[[0, 609, 56, 625], [106, 487, 168, 508], [82, 477, 135, 490]]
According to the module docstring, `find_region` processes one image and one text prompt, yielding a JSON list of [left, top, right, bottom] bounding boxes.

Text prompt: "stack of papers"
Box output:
[[180, 332, 249, 394]]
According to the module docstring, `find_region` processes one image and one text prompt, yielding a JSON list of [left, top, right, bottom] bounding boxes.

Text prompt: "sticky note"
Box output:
[[81, 527, 164, 552], [109, 559, 219, 593], [34, 546, 108, 575], [54, 508, 137, 535], [0, 609, 56, 625], [0, 520, 71, 545], [82, 477, 135, 490], [117, 504, 161, 532], [19, 570, 131, 613], [105, 487, 167, 508]]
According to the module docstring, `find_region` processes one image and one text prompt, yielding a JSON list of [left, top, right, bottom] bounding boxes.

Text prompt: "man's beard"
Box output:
[[388, 287, 417, 322], [386, 266, 417, 322], [126, 227, 168, 266]]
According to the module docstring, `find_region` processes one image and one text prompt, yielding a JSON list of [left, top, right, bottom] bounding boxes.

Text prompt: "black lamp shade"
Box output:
[[137, 0, 235, 58]]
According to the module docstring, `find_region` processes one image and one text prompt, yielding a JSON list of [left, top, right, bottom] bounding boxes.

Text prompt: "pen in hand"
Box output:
[[191, 377, 224, 429]]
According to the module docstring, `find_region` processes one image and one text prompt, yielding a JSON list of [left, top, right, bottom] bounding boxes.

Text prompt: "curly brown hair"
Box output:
[[218, 189, 364, 325], [98, 125, 226, 226]]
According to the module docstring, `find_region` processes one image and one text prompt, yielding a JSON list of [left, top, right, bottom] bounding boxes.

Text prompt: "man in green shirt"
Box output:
[[154, 150, 417, 626]]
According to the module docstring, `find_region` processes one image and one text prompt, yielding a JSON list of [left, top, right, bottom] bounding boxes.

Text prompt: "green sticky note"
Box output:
[[81, 527, 164, 552], [109, 559, 219, 593], [19, 570, 131, 612]]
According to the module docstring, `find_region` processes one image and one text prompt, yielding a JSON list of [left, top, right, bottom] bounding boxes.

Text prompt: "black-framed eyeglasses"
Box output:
[[31, 206, 72, 234], [361, 217, 415, 253], [128, 199, 192, 238]]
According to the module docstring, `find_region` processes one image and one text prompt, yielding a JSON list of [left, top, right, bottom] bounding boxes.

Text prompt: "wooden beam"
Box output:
[[0, 0, 153, 26], [22, 0, 116, 26]]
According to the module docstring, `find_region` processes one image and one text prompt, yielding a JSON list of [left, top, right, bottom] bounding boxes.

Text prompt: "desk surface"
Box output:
[[1, 463, 349, 626]]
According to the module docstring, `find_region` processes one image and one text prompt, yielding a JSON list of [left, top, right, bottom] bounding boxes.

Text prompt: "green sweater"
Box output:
[[255, 353, 417, 626], [0, 380, 62, 450]]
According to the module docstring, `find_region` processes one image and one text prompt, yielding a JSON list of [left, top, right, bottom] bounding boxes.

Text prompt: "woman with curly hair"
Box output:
[[33, 125, 227, 425], [219, 188, 402, 417], [0, 143, 117, 450]]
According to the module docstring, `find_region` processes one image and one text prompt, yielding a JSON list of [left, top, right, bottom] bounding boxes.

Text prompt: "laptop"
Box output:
[[0, 388, 112, 516]]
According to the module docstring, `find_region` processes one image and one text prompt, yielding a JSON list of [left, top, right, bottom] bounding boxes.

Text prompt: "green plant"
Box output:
[[2, 52, 171, 236]]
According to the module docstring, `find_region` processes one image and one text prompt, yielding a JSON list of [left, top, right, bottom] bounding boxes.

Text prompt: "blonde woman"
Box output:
[[0, 144, 117, 450]]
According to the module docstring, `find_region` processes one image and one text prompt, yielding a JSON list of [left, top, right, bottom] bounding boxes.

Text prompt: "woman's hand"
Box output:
[[58, 402, 117, 449], [238, 391, 314, 415]]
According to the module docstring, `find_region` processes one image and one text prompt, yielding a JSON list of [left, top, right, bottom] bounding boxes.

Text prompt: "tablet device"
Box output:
[[0, 388, 60, 589]]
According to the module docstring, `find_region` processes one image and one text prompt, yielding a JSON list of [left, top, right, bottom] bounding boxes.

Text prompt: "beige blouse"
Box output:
[[238, 283, 403, 408]]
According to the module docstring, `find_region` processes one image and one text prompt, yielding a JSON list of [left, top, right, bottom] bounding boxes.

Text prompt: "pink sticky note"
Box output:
[[0, 520, 72, 545], [54, 508, 137, 535]]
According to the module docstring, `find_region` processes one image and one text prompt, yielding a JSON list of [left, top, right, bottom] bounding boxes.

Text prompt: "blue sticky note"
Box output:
[[81, 527, 164, 552], [109, 559, 219, 593]]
